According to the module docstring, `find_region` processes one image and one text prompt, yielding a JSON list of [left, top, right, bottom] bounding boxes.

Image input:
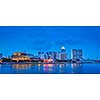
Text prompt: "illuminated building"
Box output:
[[59, 46, 67, 60], [44, 59, 54, 63], [38, 52, 45, 59], [61, 46, 66, 52], [43, 52, 56, 63], [0, 53, 2, 59], [38, 51, 57, 62], [0, 59, 2, 63], [45, 52, 57, 60], [38, 51, 58, 61], [0, 53, 3, 63], [50, 52, 58, 60], [71, 49, 83, 60], [11, 52, 34, 62]]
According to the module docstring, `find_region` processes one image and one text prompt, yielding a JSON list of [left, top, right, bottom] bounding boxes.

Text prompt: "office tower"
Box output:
[[38, 52, 45, 59], [59, 46, 67, 60], [52, 52, 58, 60], [61, 46, 66, 52], [38, 51, 41, 58], [71, 49, 83, 60], [47, 51, 58, 60], [0, 53, 2, 59], [46, 52, 50, 59]]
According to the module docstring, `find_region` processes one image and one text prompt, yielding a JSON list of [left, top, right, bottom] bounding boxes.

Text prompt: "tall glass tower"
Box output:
[[59, 46, 67, 60]]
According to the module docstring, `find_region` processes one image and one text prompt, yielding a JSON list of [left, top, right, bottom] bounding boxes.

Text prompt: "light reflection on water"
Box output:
[[71, 63, 83, 74], [0, 63, 100, 74]]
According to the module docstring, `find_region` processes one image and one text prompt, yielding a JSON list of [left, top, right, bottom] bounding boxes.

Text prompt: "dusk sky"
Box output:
[[0, 26, 100, 59]]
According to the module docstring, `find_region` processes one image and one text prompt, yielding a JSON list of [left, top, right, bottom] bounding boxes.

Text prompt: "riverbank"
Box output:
[[0, 62, 100, 65]]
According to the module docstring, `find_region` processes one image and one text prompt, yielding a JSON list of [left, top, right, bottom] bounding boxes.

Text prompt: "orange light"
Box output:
[[44, 59, 53, 63]]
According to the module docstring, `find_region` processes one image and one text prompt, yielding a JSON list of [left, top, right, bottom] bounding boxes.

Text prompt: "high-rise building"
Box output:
[[59, 46, 67, 60], [0, 53, 2, 59], [71, 49, 83, 60], [52, 52, 58, 60], [61, 46, 66, 52], [46, 51, 58, 60], [38, 52, 45, 59]]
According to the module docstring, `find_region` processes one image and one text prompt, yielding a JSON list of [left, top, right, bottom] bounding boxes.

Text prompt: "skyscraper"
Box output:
[[38, 52, 45, 59], [0, 53, 2, 59], [59, 46, 67, 60], [61, 46, 66, 52], [71, 49, 83, 60], [47, 51, 58, 60]]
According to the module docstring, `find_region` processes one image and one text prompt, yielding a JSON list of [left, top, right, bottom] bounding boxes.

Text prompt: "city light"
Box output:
[[0, 46, 100, 64]]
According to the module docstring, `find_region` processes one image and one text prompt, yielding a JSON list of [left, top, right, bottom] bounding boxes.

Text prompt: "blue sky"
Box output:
[[0, 26, 100, 59]]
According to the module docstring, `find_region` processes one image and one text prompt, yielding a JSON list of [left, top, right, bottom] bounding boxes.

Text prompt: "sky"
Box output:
[[0, 26, 100, 59]]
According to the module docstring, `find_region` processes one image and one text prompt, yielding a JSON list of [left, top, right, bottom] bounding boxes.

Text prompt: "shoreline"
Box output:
[[0, 62, 100, 64]]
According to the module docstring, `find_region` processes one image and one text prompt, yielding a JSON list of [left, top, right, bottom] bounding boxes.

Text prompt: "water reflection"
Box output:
[[71, 63, 83, 74], [44, 64, 53, 67], [55, 63, 68, 73], [12, 64, 33, 70], [8, 63, 83, 74], [0, 64, 2, 68], [43, 64, 54, 73]]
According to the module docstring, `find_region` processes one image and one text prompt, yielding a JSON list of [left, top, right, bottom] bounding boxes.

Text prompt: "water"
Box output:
[[0, 63, 100, 74]]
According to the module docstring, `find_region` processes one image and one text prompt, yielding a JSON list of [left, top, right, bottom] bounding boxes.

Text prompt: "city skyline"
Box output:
[[0, 26, 100, 59], [0, 46, 83, 60]]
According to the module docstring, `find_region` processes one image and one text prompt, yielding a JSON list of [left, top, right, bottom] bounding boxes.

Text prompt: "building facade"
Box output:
[[71, 49, 83, 60], [0, 53, 2, 59], [38, 51, 58, 61], [11, 52, 34, 62], [38, 52, 45, 59], [59, 46, 67, 60]]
